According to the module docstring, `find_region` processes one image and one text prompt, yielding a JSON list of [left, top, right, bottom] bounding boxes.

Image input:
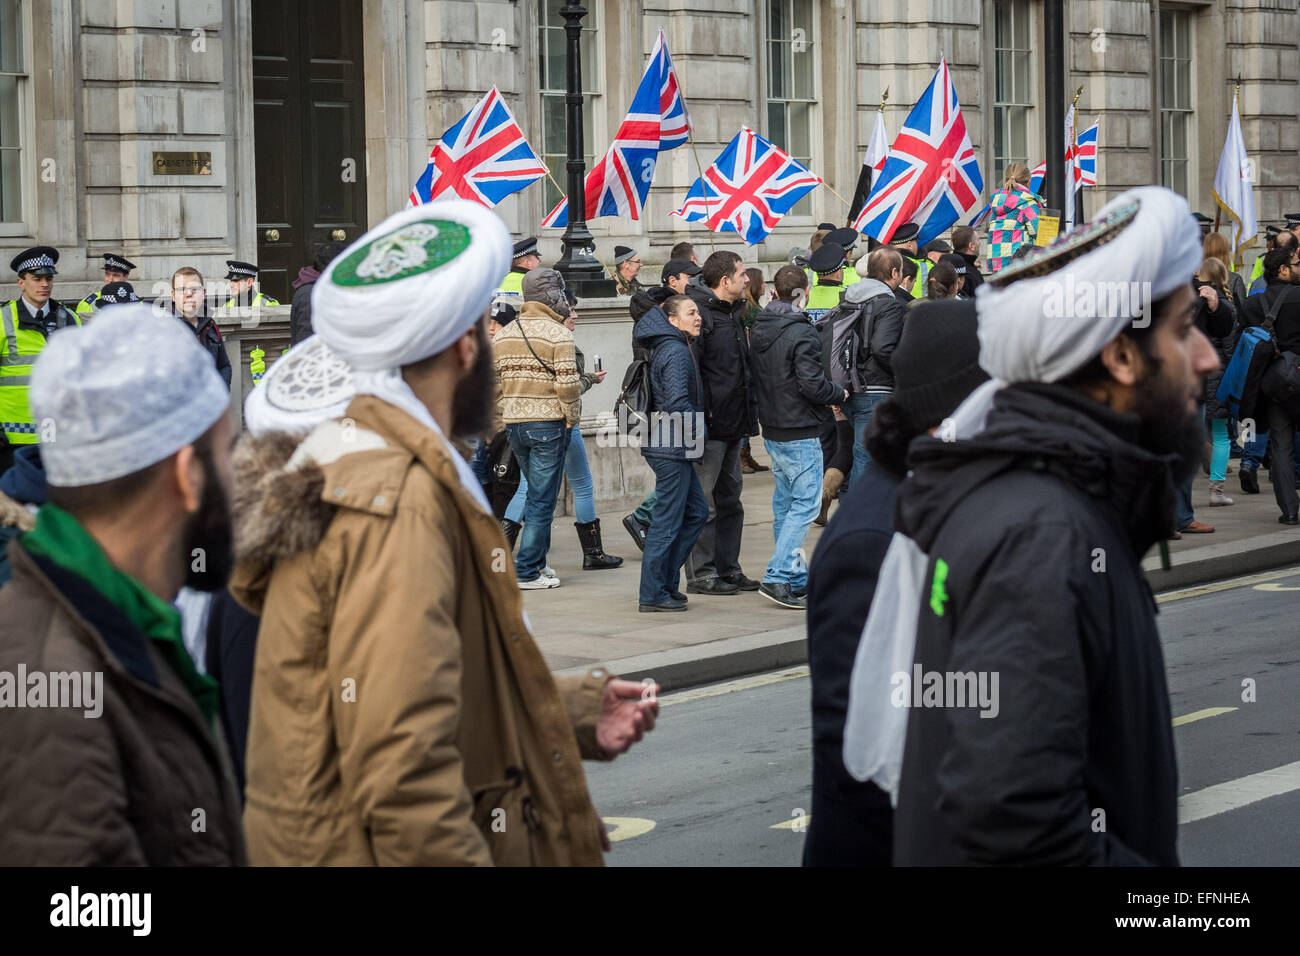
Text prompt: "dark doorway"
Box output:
[[252, 0, 368, 304]]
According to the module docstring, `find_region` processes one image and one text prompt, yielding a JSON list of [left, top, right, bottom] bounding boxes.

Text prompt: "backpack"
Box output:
[[484, 430, 520, 520], [614, 348, 654, 434], [816, 294, 881, 394], [1218, 286, 1298, 421]]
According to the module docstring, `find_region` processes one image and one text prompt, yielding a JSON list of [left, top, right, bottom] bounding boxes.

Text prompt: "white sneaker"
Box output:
[[519, 573, 561, 590], [542, 565, 557, 579]]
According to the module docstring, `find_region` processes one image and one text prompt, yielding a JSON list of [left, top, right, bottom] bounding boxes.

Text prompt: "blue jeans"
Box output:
[[468, 437, 491, 488], [505, 427, 596, 525], [640, 457, 708, 605], [506, 420, 571, 581], [847, 392, 889, 487], [764, 438, 823, 587], [1241, 430, 1300, 473]]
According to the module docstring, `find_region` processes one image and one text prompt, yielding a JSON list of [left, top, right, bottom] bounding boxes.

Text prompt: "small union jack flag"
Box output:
[[409, 87, 547, 208], [853, 58, 982, 245], [1074, 120, 1099, 187], [542, 28, 689, 227], [671, 127, 822, 245]]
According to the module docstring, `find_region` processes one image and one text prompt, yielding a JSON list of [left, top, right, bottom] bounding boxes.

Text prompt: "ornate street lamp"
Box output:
[[553, 1, 614, 296]]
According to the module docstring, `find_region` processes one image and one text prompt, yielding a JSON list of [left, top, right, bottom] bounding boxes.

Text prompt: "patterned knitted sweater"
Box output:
[[492, 302, 581, 426]]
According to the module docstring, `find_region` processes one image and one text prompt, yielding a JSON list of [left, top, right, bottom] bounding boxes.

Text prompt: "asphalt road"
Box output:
[[585, 565, 1300, 867]]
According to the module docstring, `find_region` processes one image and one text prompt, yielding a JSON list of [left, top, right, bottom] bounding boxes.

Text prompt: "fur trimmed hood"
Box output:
[[231, 430, 334, 570]]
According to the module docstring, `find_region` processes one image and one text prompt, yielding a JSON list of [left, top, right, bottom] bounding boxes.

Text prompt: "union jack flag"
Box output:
[[542, 28, 689, 228], [670, 127, 822, 245], [1074, 120, 1099, 186], [409, 87, 547, 207], [853, 58, 982, 245]]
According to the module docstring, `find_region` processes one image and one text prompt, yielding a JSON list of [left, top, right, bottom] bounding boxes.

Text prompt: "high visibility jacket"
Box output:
[[0, 300, 82, 445], [804, 281, 844, 323], [903, 254, 929, 299], [498, 269, 526, 296], [1249, 255, 1265, 286], [805, 264, 861, 290], [76, 291, 101, 318], [224, 291, 279, 310]]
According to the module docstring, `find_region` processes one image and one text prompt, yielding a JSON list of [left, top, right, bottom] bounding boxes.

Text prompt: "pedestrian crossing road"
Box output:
[[585, 566, 1300, 866]]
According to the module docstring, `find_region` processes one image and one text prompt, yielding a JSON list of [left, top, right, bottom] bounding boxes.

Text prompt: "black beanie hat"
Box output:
[[890, 299, 989, 430]]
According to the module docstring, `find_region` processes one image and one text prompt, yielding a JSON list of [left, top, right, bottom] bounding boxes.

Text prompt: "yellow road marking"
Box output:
[[1158, 566, 1300, 603], [658, 666, 809, 707], [771, 813, 811, 830], [1253, 582, 1300, 592], [1172, 706, 1238, 727], [602, 817, 656, 842]]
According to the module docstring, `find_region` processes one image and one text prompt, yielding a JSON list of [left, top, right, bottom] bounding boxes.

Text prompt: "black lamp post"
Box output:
[[1043, 0, 1066, 217], [553, 1, 614, 296]]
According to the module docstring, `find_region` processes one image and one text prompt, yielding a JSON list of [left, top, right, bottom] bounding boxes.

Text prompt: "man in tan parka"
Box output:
[[230, 201, 658, 865]]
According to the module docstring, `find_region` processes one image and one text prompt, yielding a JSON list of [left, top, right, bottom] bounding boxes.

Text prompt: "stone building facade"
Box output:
[[2, 0, 1295, 506]]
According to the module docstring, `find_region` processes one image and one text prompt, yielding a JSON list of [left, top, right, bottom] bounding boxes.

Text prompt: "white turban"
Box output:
[[950, 186, 1204, 438], [243, 336, 354, 437], [30, 304, 229, 487], [312, 199, 511, 371]]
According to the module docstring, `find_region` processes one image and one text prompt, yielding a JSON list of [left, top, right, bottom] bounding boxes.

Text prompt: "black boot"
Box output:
[[1240, 468, 1260, 495], [576, 519, 623, 569], [500, 518, 521, 550]]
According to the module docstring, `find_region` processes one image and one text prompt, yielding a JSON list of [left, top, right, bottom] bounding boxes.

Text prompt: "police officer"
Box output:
[[75, 253, 136, 318], [824, 227, 863, 285], [223, 260, 279, 310], [95, 281, 141, 308], [0, 247, 82, 470], [801, 242, 848, 323], [498, 237, 540, 298], [890, 223, 928, 299]]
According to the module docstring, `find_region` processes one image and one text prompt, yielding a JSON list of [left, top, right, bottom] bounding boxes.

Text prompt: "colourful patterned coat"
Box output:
[[985, 184, 1042, 273]]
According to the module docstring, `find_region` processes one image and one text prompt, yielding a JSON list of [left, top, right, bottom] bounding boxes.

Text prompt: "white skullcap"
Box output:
[[30, 304, 229, 487], [950, 186, 1203, 438], [311, 199, 511, 371], [243, 335, 355, 436]]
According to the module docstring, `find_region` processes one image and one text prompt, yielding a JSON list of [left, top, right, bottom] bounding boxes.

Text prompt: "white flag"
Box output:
[[865, 106, 889, 175], [1063, 105, 1078, 230], [1213, 92, 1257, 270]]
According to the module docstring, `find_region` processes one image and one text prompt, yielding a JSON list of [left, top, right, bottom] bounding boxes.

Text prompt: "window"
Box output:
[[0, 0, 25, 224], [766, 0, 815, 217], [993, 0, 1033, 185], [1159, 9, 1193, 197], [538, 0, 599, 210]]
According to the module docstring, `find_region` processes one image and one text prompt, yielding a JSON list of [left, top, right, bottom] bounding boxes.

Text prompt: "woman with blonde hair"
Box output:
[[985, 161, 1042, 272], [1203, 231, 1247, 310], [1196, 255, 1239, 507]]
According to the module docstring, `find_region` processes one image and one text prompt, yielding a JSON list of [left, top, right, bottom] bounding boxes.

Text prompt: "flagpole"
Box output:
[[1071, 85, 1083, 226], [822, 183, 853, 210], [544, 166, 615, 280], [687, 128, 716, 252]]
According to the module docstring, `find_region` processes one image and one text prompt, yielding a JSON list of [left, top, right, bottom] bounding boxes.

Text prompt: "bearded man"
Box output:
[[848, 187, 1217, 866], [0, 305, 244, 864], [230, 200, 658, 866]]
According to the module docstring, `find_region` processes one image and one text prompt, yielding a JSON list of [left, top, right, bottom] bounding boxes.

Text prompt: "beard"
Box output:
[[183, 452, 234, 592], [1134, 359, 1205, 486], [450, 322, 495, 440]]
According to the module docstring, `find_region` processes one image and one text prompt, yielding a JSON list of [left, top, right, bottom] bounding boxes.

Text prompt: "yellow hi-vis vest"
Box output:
[[0, 300, 83, 445], [498, 270, 526, 296], [903, 254, 929, 299], [804, 281, 844, 322], [76, 291, 101, 318], [224, 291, 279, 310]]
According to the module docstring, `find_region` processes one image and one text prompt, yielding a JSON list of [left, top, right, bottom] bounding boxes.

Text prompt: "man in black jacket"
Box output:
[[684, 251, 761, 595], [842, 247, 907, 487], [750, 266, 847, 609], [1238, 245, 1300, 522], [890, 187, 1217, 865], [951, 225, 984, 299]]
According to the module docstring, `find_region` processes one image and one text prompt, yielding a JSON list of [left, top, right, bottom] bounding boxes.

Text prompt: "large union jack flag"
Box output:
[[671, 127, 822, 245], [409, 87, 547, 208], [542, 28, 689, 228], [853, 58, 982, 245]]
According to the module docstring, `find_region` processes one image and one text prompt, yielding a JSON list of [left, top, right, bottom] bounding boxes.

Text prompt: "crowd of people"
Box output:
[[0, 174, 1294, 867]]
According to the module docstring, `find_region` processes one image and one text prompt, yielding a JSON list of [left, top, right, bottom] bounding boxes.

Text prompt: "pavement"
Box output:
[[525, 440, 1300, 692], [584, 565, 1300, 865]]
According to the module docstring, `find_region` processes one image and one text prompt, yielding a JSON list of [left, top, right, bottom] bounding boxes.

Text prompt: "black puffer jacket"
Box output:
[[893, 382, 1179, 866], [632, 306, 705, 461], [749, 300, 842, 442], [842, 278, 907, 393], [1196, 283, 1236, 419], [688, 285, 757, 442]]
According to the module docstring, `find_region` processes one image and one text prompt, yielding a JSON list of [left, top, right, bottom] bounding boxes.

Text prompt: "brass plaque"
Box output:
[[152, 151, 213, 176]]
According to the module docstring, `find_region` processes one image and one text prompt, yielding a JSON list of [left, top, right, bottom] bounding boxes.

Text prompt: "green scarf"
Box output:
[[22, 504, 218, 724]]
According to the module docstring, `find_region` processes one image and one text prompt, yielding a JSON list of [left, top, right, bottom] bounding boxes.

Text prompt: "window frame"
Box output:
[[0, 0, 31, 236], [537, 0, 604, 214], [1158, 6, 1195, 199], [761, 0, 819, 223], [991, 0, 1034, 187]]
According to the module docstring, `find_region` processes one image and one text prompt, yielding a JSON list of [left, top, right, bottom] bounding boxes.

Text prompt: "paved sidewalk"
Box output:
[[522, 441, 1300, 690]]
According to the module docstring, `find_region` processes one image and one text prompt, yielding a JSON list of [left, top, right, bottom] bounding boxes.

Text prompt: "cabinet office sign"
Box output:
[[152, 152, 213, 176]]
